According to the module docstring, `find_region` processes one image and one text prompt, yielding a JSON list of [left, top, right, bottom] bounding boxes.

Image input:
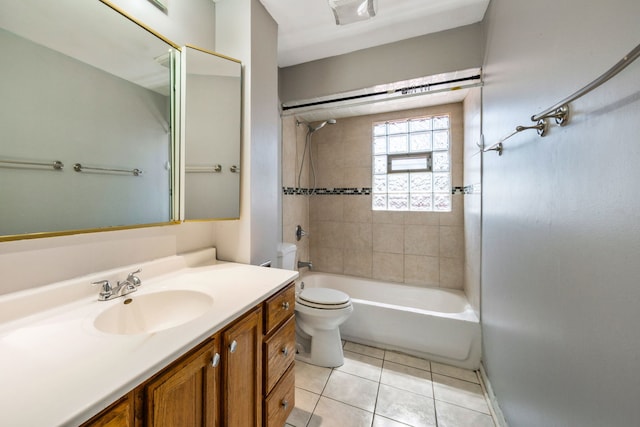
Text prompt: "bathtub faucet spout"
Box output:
[[297, 260, 313, 270]]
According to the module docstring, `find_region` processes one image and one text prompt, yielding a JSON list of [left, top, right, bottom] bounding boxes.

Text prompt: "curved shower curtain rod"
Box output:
[[483, 42, 640, 156]]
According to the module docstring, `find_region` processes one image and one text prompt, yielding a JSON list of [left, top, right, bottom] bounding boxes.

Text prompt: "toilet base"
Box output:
[[295, 327, 311, 354], [308, 328, 345, 368], [295, 298, 353, 368]]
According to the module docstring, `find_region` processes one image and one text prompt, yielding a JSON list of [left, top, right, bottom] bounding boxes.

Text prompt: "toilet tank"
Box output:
[[277, 243, 297, 270]]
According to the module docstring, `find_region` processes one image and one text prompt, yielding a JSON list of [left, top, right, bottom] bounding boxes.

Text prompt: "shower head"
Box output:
[[312, 119, 337, 132], [297, 119, 337, 133]]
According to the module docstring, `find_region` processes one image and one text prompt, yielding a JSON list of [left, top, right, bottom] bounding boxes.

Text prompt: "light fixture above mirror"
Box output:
[[328, 0, 377, 25]]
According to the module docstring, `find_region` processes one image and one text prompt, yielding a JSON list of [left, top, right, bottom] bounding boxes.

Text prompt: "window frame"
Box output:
[[371, 114, 452, 212], [386, 152, 432, 174]]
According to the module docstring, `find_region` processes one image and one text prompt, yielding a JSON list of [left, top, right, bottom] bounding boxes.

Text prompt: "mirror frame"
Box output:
[[0, 0, 182, 242], [180, 44, 243, 222]]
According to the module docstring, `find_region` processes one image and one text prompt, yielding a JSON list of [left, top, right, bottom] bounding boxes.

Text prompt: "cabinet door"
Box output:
[[144, 336, 221, 427], [222, 307, 262, 427], [81, 394, 134, 427]]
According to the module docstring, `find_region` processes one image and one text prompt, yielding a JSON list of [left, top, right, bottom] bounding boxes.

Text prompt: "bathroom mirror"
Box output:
[[182, 45, 242, 220], [0, 0, 180, 240]]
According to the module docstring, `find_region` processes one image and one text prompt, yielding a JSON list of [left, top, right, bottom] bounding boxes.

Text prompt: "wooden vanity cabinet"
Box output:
[[135, 307, 263, 427], [262, 282, 296, 427], [81, 393, 135, 427], [221, 306, 263, 427], [264, 364, 295, 427], [137, 335, 221, 427]]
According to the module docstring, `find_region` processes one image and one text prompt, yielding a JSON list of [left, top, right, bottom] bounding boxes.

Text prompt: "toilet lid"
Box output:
[[298, 288, 350, 305]]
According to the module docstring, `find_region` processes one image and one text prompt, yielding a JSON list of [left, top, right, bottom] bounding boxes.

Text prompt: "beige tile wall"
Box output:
[[282, 103, 465, 289]]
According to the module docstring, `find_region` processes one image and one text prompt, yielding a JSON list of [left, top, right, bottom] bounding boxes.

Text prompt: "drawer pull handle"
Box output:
[[282, 301, 290, 310], [281, 399, 289, 410], [211, 352, 221, 367], [281, 347, 289, 356], [229, 340, 238, 353]]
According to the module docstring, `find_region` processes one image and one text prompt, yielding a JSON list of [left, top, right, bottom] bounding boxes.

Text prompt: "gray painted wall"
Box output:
[[481, 0, 640, 426], [250, 0, 281, 266], [279, 23, 484, 103], [214, 0, 281, 266]]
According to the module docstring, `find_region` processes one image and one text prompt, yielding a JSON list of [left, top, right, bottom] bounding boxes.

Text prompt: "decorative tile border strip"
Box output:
[[282, 187, 371, 195], [463, 183, 482, 194], [283, 186, 474, 195]]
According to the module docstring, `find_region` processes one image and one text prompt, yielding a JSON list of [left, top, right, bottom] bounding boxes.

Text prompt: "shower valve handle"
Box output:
[[295, 225, 307, 241]]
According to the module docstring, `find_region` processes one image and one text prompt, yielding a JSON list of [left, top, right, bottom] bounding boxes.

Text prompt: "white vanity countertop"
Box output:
[[0, 251, 298, 427]]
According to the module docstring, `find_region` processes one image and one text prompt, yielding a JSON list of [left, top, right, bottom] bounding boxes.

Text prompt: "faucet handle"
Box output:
[[92, 280, 112, 300], [92, 280, 112, 291], [127, 269, 142, 287]]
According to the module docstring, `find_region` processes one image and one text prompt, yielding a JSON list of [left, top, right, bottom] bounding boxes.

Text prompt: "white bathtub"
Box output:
[[297, 272, 481, 370]]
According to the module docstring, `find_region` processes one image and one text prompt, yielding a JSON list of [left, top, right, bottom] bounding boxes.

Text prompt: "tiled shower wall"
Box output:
[[282, 103, 464, 289]]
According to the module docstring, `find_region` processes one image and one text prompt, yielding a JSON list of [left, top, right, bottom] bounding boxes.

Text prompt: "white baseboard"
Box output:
[[479, 363, 509, 427]]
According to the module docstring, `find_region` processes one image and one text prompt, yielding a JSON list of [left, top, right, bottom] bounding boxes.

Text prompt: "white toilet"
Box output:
[[277, 243, 353, 368]]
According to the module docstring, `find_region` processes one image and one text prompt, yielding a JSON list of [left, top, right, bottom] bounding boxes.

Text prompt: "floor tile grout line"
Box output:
[[376, 379, 494, 417], [302, 365, 335, 427], [432, 367, 439, 427], [298, 366, 486, 411], [431, 370, 482, 386], [377, 381, 436, 401], [383, 358, 432, 374], [370, 368, 383, 427], [376, 381, 493, 418], [345, 342, 482, 381], [331, 368, 381, 386], [294, 341, 497, 426], [316, 392, 376, 416], [433, 398, 494, 417], [317, 375, 420, 427]]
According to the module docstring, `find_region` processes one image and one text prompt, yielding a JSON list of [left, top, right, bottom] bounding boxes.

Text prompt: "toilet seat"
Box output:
[[297, 288, 351, 310]]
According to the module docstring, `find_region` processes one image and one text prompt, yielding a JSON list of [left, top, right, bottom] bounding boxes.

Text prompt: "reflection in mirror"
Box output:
[[183, 45, 241, 220], [0, 0, 179, 240]]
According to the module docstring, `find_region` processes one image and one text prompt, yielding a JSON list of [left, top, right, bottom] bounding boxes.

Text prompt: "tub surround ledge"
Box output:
[[0, 248, 298, 427]]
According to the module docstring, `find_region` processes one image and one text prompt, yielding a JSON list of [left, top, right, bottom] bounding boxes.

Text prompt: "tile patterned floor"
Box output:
[[286, 342, 496, 427]]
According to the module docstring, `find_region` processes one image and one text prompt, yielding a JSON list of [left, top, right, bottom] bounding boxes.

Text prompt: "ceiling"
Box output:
[[259, 0, 490, 68]]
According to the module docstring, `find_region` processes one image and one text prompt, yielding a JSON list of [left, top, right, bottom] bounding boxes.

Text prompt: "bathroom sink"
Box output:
[[93, 290, 213, 335]]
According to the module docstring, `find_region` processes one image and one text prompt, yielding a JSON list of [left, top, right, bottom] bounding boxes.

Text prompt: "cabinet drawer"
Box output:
[[264, 282, 295, 334], [264, 363, 295, 427], [264, 315, 296, 394]]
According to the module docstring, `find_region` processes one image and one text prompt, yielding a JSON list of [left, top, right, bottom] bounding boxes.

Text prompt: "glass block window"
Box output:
[[372, 115, 451, 212]]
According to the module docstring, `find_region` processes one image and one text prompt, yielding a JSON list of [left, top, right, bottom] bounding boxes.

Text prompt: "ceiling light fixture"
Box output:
[[328, 0, 377, 25]]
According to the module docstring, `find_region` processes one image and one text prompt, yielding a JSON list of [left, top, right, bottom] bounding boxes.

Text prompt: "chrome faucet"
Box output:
[[297, 260, 313, 270], [92, 269, 142, 301], [125, 269, 142, 287]]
